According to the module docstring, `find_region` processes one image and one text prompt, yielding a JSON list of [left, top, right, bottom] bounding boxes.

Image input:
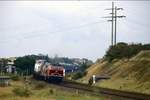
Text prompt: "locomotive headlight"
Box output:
[[63, 69, 65, 77]]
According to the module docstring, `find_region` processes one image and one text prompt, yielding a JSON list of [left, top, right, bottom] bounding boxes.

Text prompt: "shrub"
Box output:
[[72, 71, 87, 80], [33, 81, 46, 90], [12, 86, 32, 97], [10, 74, 20, 81], [88, 77, 93, 86], [105, 42, 150, 62], [49, 88, 54, 94]]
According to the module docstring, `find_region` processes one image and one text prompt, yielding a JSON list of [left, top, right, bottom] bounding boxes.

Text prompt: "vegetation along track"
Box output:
[[57, 79, 150, 100]]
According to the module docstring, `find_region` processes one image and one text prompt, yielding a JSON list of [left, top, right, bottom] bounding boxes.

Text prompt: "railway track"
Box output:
[[57, 79, 150, 100]]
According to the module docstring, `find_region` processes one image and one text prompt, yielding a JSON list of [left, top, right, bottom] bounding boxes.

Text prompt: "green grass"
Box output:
[[81, 50, 150, 95], [0, 79, 107, 100], [95, 78, 150, 94]]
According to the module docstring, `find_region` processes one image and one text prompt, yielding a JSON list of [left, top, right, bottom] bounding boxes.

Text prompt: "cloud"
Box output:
[[0, 1, 150, 61]]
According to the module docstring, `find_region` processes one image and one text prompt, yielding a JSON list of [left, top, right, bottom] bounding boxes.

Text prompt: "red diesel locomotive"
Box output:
[[33, 60, 65, 82]]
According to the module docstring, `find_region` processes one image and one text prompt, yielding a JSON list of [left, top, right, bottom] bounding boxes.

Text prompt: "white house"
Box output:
[[5, 61, 16, 74]]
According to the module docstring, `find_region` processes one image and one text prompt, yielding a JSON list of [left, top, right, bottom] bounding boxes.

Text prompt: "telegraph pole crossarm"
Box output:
[[114, 6, 125, 45], [103, 2, 125, 46]]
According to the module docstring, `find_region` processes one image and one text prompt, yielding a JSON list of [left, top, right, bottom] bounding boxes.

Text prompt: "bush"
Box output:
[[49, 88, 54, 94], [10, 74, 20, 81], [88, 77, 93, 86], [12, 86, 32, 97], [80, 63, 91, 72], [105, 42, 150, 62], [72, 71, 87, 80], [33, 81, 46, 90]]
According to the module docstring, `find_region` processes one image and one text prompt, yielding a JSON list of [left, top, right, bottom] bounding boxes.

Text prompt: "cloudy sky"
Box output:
[[0, 1, 150, 61]]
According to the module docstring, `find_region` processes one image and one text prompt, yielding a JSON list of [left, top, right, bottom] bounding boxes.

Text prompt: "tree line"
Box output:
[[105, 42, 150, 62], [13, 54, 92, 75]]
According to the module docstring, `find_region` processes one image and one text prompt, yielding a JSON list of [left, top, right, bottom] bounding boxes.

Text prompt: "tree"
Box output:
[[0, 59, 10, 73], [14, 55, 36, 75], [105, 42, 150, 62]]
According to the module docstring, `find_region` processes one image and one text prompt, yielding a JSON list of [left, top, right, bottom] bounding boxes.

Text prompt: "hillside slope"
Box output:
[[81, 50, 150, 94]]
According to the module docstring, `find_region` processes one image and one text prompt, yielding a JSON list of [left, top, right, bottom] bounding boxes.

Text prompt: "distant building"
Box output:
[[5, 65, 16, 74], [5, 60, 16, 74]]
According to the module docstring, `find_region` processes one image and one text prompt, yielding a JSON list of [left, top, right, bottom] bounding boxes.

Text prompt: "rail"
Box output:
[[59, 79, 150, 100]]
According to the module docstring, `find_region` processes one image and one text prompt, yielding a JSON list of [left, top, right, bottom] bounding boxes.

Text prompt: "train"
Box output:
[[33, 60, 65, 82]]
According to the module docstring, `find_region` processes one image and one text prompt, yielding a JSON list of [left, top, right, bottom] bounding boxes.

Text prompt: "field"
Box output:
[[95, 78, 150, 94], [0, 78, 107, 100], [80, 50, 150, 95]]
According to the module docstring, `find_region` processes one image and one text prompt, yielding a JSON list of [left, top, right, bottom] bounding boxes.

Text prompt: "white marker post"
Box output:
[[93, 75, 96, 84]]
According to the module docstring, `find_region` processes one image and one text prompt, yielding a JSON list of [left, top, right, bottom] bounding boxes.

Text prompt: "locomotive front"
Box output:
[[47, 65, 65, 82]]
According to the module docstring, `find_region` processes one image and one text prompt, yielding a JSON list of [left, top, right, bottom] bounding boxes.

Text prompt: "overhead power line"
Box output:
[[0, 20, 106, 44], [103, 2, 126, 46]]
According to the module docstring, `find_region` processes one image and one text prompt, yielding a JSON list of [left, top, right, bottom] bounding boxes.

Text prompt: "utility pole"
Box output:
[[114, 7, 125, 45], [111, 2, 114, 46], [114, 6, 117, 45], [103, 2, 125, 46], [104, 2, 114, 46]]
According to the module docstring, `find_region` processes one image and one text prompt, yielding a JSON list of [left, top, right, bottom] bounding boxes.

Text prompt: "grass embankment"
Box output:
[[0, 78, 106, 100], [81, 50, 150, 94]]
